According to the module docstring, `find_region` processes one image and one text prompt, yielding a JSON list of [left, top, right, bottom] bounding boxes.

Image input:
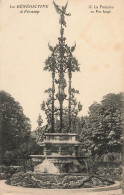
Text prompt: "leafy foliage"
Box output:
[[85, 93, 124, 156], [7, 172, 114, 188], [0, 91, 38, 165]]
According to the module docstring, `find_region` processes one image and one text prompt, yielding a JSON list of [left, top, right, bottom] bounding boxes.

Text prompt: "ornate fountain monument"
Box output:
[[30, 1, 85, 174], [7, 2, 119, 190]]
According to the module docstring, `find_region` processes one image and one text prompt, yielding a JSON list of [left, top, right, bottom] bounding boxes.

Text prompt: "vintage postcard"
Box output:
[[0, 0, 124, 194]]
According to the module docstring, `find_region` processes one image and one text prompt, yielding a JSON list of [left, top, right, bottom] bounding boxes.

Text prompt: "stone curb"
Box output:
[[1, 180, 121, 192], [59, 181, 121, 192]]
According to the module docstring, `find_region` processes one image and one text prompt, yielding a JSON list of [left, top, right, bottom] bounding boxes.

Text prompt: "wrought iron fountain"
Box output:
[[30, 1, 86, 174]]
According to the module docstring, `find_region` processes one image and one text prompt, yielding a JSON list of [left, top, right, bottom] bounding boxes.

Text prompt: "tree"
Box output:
[[87, 93, 124, 156], [101, 93, 124, 153], [87, 102, 108, 155], [0, 91, 31, 165]]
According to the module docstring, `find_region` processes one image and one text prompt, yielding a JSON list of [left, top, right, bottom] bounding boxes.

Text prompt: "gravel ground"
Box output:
[[0, 180, 122, 195]]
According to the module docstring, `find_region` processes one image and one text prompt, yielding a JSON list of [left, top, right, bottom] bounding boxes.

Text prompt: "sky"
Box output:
[[0, 0, 124, 130]]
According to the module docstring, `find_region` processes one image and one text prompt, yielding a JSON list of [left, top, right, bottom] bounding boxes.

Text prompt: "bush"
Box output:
[[0, 165, 22, 180], [7, 172, 115, 189]]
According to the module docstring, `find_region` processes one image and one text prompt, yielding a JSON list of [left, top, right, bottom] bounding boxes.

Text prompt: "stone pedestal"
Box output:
[[31, 132, 86, 174]]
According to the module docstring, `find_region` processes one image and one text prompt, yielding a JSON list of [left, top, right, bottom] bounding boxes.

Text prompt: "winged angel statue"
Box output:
[[53, 0, 71, 27]]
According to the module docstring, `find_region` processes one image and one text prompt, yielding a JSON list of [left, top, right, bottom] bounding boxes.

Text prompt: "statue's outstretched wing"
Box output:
[[64, 1, 68, 12], [53, 0, 61, 14]]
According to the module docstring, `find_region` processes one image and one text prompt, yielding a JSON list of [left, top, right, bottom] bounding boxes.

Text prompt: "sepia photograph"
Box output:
[[0, 0, 124, 194]]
